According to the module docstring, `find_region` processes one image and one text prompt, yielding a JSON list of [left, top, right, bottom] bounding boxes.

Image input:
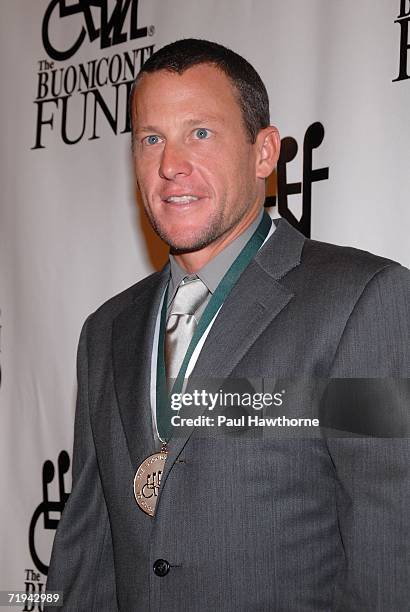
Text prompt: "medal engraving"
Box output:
[[133, 451, 167, 516]]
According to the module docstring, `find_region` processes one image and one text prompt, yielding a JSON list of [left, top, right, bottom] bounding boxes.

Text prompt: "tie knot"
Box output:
[[170, 276, 209, 316]]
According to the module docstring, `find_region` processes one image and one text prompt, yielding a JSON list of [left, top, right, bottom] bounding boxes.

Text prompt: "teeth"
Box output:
[[166, 196, 199, 203]]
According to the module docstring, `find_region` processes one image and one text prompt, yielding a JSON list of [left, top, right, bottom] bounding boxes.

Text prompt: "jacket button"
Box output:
[[153, 559, 170, 577]]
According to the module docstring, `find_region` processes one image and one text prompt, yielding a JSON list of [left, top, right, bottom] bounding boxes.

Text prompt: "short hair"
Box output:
[[130, 38, 270, 143]]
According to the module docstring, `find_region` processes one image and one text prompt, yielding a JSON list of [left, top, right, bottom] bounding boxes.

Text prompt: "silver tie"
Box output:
[[165, 276, 210, 386]]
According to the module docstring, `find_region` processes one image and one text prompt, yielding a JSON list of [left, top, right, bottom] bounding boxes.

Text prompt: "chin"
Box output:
[[164, 229, 216, 253], [150, 217, 215, 251], [167, 236, 210, 254]]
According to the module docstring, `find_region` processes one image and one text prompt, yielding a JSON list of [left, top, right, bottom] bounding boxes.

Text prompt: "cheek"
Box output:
[[216, 142, 252, 176], [135, 162, 158, 195], [198, 148, 241, 185], [219, 153, 253, 193]]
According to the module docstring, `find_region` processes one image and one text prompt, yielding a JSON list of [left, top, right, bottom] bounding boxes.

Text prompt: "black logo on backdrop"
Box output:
[[42, 0, 151, 61], [22, 569, 46, 612], [393, 0, 410, 81], [265, 122, 329, 238], [33, 0, 154, 149], [29, 451, 70, 575]]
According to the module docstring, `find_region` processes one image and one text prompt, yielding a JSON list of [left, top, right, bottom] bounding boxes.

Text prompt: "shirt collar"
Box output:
[[168, 209, 265, 306]]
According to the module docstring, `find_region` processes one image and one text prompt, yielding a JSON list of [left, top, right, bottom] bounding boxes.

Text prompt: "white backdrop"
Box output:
[[1, 0, 409, 605]]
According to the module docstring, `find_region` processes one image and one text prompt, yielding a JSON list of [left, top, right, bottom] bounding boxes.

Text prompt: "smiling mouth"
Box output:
[[164, 195, 200, 204]]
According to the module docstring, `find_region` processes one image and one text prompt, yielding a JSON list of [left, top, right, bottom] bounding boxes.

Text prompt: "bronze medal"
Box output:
[[133, 447, 167, 516]]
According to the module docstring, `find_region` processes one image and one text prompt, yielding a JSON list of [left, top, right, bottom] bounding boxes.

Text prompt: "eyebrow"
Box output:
[[183, 116, 222, 127], [136, 116, 223, 133], [136, 125, 162, 134]]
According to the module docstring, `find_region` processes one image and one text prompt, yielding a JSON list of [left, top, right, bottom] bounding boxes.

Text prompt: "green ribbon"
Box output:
[[156, 211, 272, 442]]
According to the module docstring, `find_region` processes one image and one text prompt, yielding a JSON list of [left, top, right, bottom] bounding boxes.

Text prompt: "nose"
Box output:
[[159, 141, 193, 180]]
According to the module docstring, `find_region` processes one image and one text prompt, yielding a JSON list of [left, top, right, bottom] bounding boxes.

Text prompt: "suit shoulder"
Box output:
[[281, 235, 410, 311], [87, 269, 165, 326], [301, 237, 407, 283]]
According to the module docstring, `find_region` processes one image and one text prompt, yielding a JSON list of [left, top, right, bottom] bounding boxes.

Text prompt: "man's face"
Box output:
[[132, 63, 267, 253]]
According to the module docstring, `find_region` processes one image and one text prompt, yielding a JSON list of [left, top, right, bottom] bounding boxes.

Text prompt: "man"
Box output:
[[46, 39, 410, 611]]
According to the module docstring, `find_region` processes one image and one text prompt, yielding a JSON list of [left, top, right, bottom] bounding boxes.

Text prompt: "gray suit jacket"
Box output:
[[46, 218, 410, 611]]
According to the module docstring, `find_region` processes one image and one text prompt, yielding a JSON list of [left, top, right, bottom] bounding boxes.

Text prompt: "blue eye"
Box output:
[[195, 128, 210, 139], [145, 135, 160, 145]]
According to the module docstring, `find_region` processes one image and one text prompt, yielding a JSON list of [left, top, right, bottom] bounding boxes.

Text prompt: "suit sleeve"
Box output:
[[324, 264, 410, 611], [45, 317, 118, 612]]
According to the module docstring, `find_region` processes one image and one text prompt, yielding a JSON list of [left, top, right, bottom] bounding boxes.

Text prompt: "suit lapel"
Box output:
[[192, 217, 306, 378], [161, 218, 306, 486], [189, 265, 292, 379], [112, 267, 169, 471]]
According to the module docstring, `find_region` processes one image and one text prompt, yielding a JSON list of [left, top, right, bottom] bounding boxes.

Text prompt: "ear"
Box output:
[[255, 126, 280, 179]]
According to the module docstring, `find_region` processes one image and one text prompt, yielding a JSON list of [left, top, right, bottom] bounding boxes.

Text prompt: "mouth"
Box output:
[[163, 195, 201, 204]]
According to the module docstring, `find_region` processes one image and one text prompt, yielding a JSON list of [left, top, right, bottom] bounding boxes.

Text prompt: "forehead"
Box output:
[[132, 64, 242, 127]]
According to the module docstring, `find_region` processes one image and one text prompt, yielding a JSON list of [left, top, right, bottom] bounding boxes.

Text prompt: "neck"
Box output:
[[172, 206, 263, 274]]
